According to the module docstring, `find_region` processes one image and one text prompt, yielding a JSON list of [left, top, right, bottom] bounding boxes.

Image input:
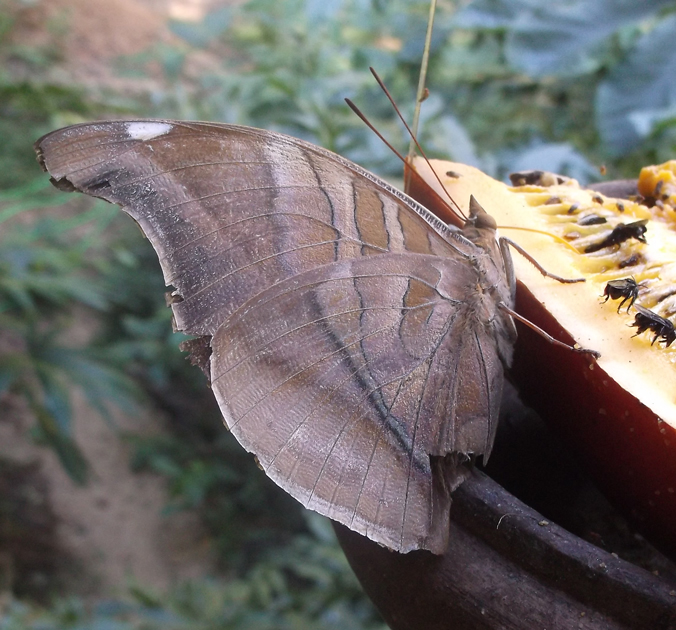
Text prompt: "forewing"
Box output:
[[36, 120, 458, 336]]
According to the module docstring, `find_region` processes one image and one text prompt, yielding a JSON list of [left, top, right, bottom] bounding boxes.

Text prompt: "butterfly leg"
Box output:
[[500, 237, 585, 284], [499, 303, 600, 358]]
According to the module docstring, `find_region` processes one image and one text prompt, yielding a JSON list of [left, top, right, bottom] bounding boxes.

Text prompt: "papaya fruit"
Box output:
[[407, 158, 676, 558]]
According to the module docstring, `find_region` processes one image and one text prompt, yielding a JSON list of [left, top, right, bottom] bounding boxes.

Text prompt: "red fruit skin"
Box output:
[[512, 283, 676, 560]]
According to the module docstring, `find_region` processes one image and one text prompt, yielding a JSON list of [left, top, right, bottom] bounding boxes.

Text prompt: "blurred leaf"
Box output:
[[44, 347, 142, 420], [0, 352, 27, 397], [0, 81, 91, 189], [597, 13, 676, 153], [303, 512, 337, 545], [28, 397, 89, 484], [455, 0, 672, 77], [33, 357, 72, 433]]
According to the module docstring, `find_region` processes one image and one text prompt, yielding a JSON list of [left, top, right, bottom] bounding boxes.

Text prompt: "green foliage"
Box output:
[[0, 184, 142, 482], [456, 0, 673, 77], [0, 82, 92, 190], [128, 422, 309, 571], [453, 0, 676, 171], [596, 13, 676, 159], [0, 515, 386, 629]]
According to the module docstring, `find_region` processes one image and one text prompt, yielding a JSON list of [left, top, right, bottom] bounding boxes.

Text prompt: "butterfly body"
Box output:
[[36, 120, 516, 553]]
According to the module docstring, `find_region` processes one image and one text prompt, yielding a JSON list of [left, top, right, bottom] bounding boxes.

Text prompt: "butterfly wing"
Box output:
[[36, 120, 510, 552]]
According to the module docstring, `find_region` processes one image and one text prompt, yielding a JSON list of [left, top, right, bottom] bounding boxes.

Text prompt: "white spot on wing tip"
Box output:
[[126, 121, 172, 141]]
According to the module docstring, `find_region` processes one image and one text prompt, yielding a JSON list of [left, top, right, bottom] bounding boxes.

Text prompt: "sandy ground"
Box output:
[[0, 390, 214, 595]]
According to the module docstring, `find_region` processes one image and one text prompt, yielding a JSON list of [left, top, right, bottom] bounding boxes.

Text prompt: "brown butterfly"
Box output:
[[35, 120, 518, 554]]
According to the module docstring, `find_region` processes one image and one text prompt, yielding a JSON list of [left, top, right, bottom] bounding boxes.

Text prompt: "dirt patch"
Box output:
[[10, 0, 241, 89], [0, 377, 214, 596], [8, 0, 174, 92]]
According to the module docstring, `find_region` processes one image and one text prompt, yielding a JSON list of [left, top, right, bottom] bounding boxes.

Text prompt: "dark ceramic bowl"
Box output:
[[334, 386, 676, 630]]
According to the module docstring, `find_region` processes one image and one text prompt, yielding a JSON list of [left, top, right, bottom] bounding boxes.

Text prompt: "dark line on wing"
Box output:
[[215, 265, 457, 476], [348, 366, 420, 530], [233, 321, 400, 423], [379, 192, 391, 251], [302, 148, 339, 261], [355, 274, 392, 424], [272, 341, 402, 489], [232, 300, 450, 482], [288, 349, 438, 485], [351, 181, 363, 255]]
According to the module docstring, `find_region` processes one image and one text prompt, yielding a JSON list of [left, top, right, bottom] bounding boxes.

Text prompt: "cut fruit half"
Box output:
[[407, 158, 676, 559]]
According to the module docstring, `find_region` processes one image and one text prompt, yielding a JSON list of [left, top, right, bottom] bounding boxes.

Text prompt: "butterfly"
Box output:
[[35, 119, 518, 554]]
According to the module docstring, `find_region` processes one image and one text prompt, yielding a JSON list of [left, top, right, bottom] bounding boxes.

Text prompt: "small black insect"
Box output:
[[630, 305, 676, 347], [585, 220, 648, 253], [602, 278, 640, 313]]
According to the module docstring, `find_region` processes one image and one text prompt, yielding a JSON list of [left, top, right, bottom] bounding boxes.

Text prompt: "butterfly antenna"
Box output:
[[345, 98, 463, 225], [368, 67, 467, 221], [344, 98, 408, 166]]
